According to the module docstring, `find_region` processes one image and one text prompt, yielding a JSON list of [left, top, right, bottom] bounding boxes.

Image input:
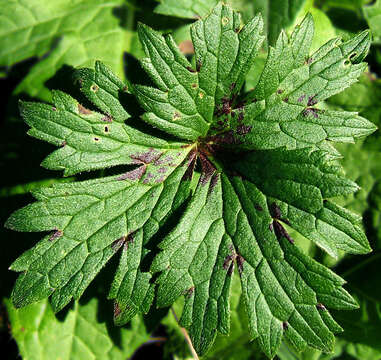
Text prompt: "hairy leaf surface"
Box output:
[[6, 3, 375, 359]]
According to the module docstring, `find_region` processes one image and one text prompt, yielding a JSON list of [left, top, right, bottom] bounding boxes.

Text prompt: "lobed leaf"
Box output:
[[6, 3, 376, 359]]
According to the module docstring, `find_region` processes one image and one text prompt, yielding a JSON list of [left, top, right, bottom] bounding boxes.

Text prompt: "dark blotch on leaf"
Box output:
[[236, 254, 245, 274], [182, 149, 197, 181], [78, 104, 92, 115], [307, 95, 318, 106], [303, 107, 319, 118], [270, 202, 282, 219], [223, 254, 234, 270], [199, 153, 216, 185], [131, 148, 162, 164], [49, 230, 63, 242], [117, 166, 146, 181], [297, 94, 306, 103], [236, 124, 252, 136], [101, 115, 113, 123], [186, 286, 195, 298], [114, 302, 121, 318], [208, 173, 220, 195], [283, 321, 289, 330], [316, 303, 326, 311], [273, 221, 294, 244], [112, 236, 126, 251], [196, 58, 202, 72]]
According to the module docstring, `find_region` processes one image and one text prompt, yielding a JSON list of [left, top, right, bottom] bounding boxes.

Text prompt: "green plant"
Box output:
[[1, 1, 381, 359]]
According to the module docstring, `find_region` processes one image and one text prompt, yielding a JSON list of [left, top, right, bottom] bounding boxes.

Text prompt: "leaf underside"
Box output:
[[6, 3, 375, 359]]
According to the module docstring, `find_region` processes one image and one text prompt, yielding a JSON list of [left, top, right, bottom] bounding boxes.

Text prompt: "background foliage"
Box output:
[[1, 0, 381, 359]]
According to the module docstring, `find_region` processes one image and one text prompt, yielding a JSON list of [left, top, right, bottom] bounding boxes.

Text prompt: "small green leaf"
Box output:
[[363, 0, 381, 44]]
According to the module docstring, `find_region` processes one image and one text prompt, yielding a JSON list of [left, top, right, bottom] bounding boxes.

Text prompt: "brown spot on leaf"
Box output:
[[199, 153, 216, 185], [131, 148, 162, 164], [196, 58, 202, 72], [223, 255, 234, 270], [186, 286, 195, 298], [236, 254, 245, 274], [283, 97, 289, 103], [49, 230, 63, 242], [94, 137, 100, 142], [155, 175, 166, 183], [316, 303, 326, 311], [173, 112, 181, 121], [191, 83, 197, 88], [182, 149, 197, 181], [104, 126, 109, 133], [270, 203, 282, 219], [208, 173, 220, 195], [90, 84, 99, 92], [269, 223, 274, 232], [236, 124, 252, 136], [283, 321, 289, 330], [78, 104, 92, 115], [277, 89, 284, 94], [307, 95, 318, 106], [114, 302, 121, 318], [158, 167, 167, 174], [186, 66, 196, 73], [305, 56, 313, 65], [102, 115, 113, 123], [297, 94, 306, 103], [303, 107, 319, 118], [179, 40, 194, 55], [227, 263, 234, 276], [117, 166, 146, 181], [273, 221, 294, 244], [126, 231, 135, 248], [52, 107, 57, 111], [112, 236, 126, 251]]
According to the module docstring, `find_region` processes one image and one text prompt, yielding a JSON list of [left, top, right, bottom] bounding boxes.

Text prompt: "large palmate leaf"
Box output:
[[6, 3, 376, 359]]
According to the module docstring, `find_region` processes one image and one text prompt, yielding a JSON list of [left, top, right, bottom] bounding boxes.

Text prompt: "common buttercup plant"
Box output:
[[6, 3, 377, 359]]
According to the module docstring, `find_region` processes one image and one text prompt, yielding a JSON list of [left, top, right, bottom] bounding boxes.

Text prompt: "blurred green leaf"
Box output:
[[5, 298, 150, 360]]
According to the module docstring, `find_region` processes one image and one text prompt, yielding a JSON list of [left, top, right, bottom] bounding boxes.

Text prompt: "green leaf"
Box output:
[[228, 16, 374, 151], [7, 3, 375, 359], [135, 4, 265, 140], [155, 0, 219, 19], [363, 0, 381, 44], [0, 0, 128, 100], [5, 298, 150, 360], [155, 0, 308, 46]]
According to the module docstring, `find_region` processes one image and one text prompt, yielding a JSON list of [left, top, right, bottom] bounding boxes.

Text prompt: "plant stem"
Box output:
[[171, 307, 199, 360]]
